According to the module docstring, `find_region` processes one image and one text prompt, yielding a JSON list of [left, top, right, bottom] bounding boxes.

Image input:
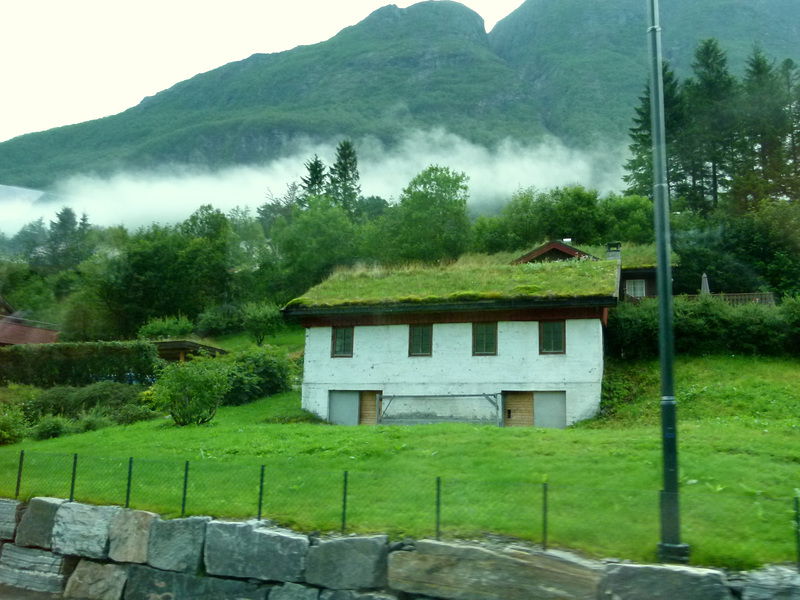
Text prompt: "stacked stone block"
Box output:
[[0, 496, 798, 600]]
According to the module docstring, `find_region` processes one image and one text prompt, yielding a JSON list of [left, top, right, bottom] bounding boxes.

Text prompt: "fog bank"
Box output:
[[0, 130, 627, 236]]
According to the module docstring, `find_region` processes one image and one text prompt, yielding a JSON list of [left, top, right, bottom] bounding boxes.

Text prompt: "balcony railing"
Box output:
[[624, 292, 775, 305]]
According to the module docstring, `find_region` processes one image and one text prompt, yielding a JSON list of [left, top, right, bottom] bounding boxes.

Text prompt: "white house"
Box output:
[[282, 258, 618, 428]]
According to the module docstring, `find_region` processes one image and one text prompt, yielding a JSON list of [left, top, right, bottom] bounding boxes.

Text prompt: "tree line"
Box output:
[[625, 39, 800, 213], [0, 140, 661, 341]]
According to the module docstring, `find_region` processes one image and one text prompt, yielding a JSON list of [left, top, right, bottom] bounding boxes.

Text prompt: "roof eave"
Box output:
[[282, 294, 617, 321]]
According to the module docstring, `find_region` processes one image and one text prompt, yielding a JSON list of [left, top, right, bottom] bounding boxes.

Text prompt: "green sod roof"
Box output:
[[285, 257, 619, 310]]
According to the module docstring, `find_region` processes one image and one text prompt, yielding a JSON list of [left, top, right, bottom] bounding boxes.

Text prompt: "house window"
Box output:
[[409, 324, 432, 356], [473, 322, 497, 356], [540, 321, 565, 354], [626, 279, 646, 298], [332, 326, 353, 357]]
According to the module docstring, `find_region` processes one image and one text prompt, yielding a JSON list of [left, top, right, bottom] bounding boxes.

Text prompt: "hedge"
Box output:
[[606, 296, 800, 359], [0, 341, 160, 388]]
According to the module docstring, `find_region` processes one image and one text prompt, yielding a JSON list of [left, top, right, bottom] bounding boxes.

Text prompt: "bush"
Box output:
[[0, 405, 27, 445], [607, 297, 793, 359], [0, 341, 159, 387], [24, 381, 147, 422], [137, 315, 194, 340], [23, 381, 153, 437], [150, 356, 233, 426], [75, 407, 113, 433], [195, 304, 243, 336], [241, 302, 283, 346], [113, 403, 158, 425], [220, 347, 294, 406], [32, 415, 75, 440], [780, 296, 800, 353]]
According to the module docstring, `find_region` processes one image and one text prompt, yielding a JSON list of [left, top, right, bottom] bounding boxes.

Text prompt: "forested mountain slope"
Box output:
[[0, 0, 797, 189]]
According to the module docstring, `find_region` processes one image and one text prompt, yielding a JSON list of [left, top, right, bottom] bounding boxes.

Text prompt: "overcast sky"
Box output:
[[1, 0, 525, 143]]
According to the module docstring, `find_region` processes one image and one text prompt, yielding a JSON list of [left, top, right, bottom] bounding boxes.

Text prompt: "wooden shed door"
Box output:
[[359, 391, 382, 425], [504, 392, 534, 427]]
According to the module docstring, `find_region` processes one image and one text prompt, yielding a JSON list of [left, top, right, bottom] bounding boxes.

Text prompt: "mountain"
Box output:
[[0, 0, 797, 190]]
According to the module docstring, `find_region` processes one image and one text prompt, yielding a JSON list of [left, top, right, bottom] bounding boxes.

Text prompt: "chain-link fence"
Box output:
[[1, 449, 798, 569]]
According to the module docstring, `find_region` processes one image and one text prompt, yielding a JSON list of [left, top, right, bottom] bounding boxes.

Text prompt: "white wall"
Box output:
[[301, 319, 604, 426]]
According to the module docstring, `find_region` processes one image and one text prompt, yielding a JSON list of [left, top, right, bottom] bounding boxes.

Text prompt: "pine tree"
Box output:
[[623, 62, 686, 199], [730, 47, 790, 209], [300, 155, 327, 204], [327, 139, 361, 217], [683, 39, 738, 212]]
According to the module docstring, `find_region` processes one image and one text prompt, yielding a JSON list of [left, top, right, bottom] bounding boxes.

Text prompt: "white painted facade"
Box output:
[[301, 318, 604, 426]]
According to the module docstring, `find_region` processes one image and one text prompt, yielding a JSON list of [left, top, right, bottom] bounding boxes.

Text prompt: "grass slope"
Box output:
[[1, 355, 798, 568]]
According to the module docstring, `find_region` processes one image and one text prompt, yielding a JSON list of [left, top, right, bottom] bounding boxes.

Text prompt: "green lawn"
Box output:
[[1, 356, 799, 569]]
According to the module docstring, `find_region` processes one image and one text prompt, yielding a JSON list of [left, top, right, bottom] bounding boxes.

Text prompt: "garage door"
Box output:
[[534, 391, 566, 429], [328, 391, 360, 425]]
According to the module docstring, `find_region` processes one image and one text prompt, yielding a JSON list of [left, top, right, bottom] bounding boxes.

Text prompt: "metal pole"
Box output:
[[125, 457, 133, 508], [181, 461, 189, 518], [258, 465, 265, 521], [69, 453, 78, 502], [648, 0, 689, 564], [14, 450, 24, 500], [341, 471, 348, 534]]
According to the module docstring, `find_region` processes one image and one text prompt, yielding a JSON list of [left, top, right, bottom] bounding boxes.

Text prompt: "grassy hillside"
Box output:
[[1, 354, 798, 568]]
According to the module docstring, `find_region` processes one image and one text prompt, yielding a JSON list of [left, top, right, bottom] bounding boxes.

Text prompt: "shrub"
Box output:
[[0, 405, 28, 445], [75, 407, 113, 433], [137, 315, 194, 340], [780, 296, 800, 353], [607, 297, 793, 358], [220, 347, 294, 406], [23, 381, 152, 437], [24, 381, 147, 422], [150, 356, 233, 426], [32, 415, 75, 440], [0, 341, 159, 387], [113, 404, 158, 425], [195, 304, 243, 336], [24, 386, 80, 422], [241, 302, 283, 346]]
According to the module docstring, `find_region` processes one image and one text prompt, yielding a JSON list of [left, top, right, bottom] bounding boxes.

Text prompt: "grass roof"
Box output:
[[286, 256, 618, 309], [576, 244, 678, 269]]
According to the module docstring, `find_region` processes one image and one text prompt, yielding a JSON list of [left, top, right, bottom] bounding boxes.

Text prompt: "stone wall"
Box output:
[[0, 497, 798, 600]]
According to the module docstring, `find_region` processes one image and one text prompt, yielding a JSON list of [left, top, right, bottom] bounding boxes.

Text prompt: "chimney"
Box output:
[[606, 242, 621, 262]]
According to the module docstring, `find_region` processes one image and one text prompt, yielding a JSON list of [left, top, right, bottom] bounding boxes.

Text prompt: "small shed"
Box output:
[[154, 340, 228, 362]]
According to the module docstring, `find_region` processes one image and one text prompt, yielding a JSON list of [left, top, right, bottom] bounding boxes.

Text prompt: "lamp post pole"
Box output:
[[647, 0, 690, 564]]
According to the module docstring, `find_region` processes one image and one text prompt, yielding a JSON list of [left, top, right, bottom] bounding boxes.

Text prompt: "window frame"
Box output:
[[472, 322, 498, 356], [331, 326, 354, 358], [409, 324, 433, 357], [626, 278, 646, 298], [539, 320, 566, 355]]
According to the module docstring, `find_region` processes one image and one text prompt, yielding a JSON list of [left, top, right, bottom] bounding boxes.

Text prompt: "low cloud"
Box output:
[[0, 130, 627, 236]]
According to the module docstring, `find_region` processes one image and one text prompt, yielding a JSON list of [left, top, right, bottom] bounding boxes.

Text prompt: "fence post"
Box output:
[[14, 450, 24, 500], [181, 461, 189, 518], [257, 465, 265, 521], [341, 471, 348, 534], [542, 482, 548, 551], [69, 454, 78, 502], [436, 476, 441, 541], [125, 457, 133, 509]]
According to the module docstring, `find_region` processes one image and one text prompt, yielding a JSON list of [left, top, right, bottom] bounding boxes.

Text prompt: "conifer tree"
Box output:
[[300, 154, 327, 203], [683, 39, 738, 211], [327, 139, 361, 217]]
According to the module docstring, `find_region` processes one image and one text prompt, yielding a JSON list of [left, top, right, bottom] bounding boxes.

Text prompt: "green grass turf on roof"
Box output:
[[286, 258, 618, 309]]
